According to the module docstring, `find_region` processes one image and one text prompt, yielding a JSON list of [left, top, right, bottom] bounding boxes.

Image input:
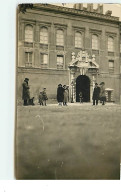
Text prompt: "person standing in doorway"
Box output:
[[79, 91, 83, 103], [99, 82, 106, 105], [92, 83, 100, 105], [22, 78, 30, 106]]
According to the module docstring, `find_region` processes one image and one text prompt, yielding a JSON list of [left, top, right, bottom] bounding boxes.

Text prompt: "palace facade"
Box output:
[[17, 4, 121, 104]]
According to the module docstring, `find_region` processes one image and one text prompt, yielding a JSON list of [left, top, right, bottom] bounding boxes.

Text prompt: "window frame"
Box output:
[[25, 24, 33, 43], [40, 26, 48, 45], [108, 36, 114, 52], [75, 31, 82, 49], [57, 55, 64, 69], [92, 34, 99, 50], [56, 29, 64, 46], [108, 60, 114, 73], [25, 52, 33, 67], [40, 53, 48, 68]]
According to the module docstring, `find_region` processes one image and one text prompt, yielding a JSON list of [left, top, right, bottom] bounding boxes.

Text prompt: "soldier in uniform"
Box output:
[[39, 92, 43, 106], [42, 88, 48, 106], [22, 78, 30, 106]]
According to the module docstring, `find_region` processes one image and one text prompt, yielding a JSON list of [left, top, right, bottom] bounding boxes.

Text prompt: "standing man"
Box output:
[[22, 78, 30, 106], [57, 84, 64, 106], [92, 83, 100, 106]]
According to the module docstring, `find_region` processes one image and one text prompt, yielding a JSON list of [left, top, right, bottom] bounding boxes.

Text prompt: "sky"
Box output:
[[53, 3, 121, 20]]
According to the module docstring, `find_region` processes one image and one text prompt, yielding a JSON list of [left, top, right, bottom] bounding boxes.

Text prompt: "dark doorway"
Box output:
[[76, 75, 90, 102]]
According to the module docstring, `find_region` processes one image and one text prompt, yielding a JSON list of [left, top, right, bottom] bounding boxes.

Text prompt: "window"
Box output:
[[40, 54, 48, 65], [25, 25, 33, 42], [56, 29, 64, 46], [108, 37, 114, 52], [40, 27, 48, 44], [109, 60, 114, 73], [92, 34, 98, 50], [75, 32, 82, 48], [57, 55, 64, 69], [25, 52, 32, 66]]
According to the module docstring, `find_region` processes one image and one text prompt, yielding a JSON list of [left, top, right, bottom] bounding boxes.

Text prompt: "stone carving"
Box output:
[[69, 50, 99, 70]]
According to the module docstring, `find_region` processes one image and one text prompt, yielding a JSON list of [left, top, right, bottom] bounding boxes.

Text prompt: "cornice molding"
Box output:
[[21, 18, 51, 26], [72, 26, 85, 32], [89, 28, 102, 35], [32, 4, 119, 23], [54, 23, 67, 29], [106, 31, 117, 37]]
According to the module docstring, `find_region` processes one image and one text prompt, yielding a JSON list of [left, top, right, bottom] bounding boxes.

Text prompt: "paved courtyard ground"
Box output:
[[15, 103, 121, 180]]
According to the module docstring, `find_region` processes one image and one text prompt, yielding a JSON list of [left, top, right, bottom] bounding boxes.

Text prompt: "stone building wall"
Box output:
[[17, 4, 121, 104]]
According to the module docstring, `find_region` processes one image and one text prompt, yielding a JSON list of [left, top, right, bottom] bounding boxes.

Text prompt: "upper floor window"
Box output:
[[92, 34, 98, 50], [75, 32, 82, 48], [40, 27, 48, 44], [25, 25, 33, 42], [56, 29, 64, 46], [108, 37, 114, 52]]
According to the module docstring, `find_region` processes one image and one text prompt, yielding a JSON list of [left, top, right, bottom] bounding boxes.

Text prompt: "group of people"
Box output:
[[57, 84, 69, 106], [22, 78, 48, 106], [22, 78, 106, 106], [92, 82, 106, 105]]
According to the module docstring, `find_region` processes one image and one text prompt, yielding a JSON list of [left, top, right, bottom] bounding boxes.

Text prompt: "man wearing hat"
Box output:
[[92, 83, 100, 105], [22, 78, 30, 106], [57, 84, 64, 106]]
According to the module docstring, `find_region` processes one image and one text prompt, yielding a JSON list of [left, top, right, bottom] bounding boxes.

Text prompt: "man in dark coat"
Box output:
[[57, 84, 64, 106], [22, 78, 30, 106], [92, 83, 100, 105]]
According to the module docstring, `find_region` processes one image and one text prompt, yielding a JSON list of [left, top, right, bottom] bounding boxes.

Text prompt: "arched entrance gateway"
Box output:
[[68, 50, 99, 103], [76, 75, 90, 102]]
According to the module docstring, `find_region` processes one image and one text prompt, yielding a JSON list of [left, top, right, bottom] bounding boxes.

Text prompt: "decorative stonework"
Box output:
[[68, 50, 99, 102], [69, 50, 99, 70]]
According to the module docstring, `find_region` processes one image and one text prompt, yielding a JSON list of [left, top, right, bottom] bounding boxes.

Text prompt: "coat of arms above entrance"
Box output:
[[69, 50, 99, 69]]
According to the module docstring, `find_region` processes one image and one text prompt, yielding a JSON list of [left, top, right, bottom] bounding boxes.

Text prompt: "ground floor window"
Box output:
[[109, 60, 114, 73], [25, 52, 32, 67], [57, 55, 64, 69], [40, 53, 48, 68]]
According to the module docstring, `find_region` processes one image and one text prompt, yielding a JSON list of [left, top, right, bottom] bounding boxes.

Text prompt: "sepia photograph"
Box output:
[[15, 3, 121, 180]]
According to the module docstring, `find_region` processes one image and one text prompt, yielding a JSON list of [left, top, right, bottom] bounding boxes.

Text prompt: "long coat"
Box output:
[[57, 86, 64, 102], [92, 86, 100, 100], [22, 81, 30, 100], [63, 89, 68, 103], [100, 85, 106, 101]]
